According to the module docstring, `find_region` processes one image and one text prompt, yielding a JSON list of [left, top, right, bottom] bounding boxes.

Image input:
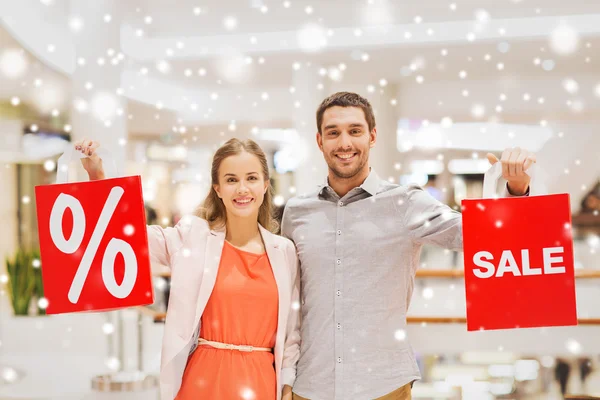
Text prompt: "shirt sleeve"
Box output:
[[402, 185, 464, 251], [281, 240, 301, 387], [402, 182, 530, 251], [504, 183, 530, 197], [281, 203, 294, 243]]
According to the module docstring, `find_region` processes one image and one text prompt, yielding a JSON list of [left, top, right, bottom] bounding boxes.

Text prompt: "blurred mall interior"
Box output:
[[0, 0, 600, 399]]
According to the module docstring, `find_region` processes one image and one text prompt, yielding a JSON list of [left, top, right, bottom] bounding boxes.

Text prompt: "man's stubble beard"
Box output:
[[327, 151, 369, 180]]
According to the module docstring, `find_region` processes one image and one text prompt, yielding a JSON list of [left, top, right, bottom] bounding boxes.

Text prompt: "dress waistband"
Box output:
[[197, 338, 273, 353]]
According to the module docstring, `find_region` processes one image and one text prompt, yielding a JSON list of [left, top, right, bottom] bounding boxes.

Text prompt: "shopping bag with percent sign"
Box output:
[[34, 147, 153, 314], [461, 163, 577, 331]]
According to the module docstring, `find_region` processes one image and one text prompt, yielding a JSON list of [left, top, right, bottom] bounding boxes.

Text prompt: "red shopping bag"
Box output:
[[34, 148, 153, 314], [461, 164, 577, 331]]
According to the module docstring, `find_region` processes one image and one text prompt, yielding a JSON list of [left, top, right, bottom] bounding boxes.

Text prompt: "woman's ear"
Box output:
[[213, 184, 221, 199]]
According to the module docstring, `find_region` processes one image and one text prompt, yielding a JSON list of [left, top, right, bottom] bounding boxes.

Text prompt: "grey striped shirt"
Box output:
[[281, 170, 464, 400]]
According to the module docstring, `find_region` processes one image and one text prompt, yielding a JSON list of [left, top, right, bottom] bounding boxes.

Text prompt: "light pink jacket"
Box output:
[[147, 216, 301, 400]]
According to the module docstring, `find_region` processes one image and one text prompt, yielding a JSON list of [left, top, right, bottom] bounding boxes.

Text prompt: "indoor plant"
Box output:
[[6, 249, 44, 316]]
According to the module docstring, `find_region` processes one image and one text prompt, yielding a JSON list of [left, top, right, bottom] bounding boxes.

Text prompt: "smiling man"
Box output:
[[281, 92, 535, 400]]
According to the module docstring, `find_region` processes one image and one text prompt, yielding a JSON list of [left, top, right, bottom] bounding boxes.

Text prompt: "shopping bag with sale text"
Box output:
[[461, 163, 577, 331], [35, 147, 153, 314]]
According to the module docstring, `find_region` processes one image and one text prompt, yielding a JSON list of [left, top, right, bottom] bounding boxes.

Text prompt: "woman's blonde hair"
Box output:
[[197, 138, 277, 232]]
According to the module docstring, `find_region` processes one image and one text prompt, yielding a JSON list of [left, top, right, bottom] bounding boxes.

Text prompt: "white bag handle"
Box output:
[[56, 146, 118, 184], [482, 162, 547, 198]]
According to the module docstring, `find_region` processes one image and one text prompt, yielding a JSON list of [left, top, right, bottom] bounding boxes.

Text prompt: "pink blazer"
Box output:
[[147, 216, 301, 400]]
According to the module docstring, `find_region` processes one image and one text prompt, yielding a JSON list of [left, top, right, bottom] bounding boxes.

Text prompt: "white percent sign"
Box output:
[[49, 186, 138, 304]]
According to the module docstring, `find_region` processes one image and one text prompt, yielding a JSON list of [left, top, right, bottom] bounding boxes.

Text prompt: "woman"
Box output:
[[76, 138, 300, 400]]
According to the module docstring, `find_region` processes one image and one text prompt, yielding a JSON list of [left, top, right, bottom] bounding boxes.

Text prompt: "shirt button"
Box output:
[[338, 357, 342, 363], [336, 290, 341, 296], [338, 201, 344, 206], [337, 323, 341, 330], [337, 230, 341, 235], [336, 259, 341, 265]]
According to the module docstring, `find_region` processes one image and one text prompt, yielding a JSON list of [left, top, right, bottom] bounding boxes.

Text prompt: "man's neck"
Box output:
[[328, 167, 370, 198]]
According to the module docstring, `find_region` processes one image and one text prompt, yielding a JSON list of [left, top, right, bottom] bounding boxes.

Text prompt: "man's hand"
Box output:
[[487, 147, 536, 196]]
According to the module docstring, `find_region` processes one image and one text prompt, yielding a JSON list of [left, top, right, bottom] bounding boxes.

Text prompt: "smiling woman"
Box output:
[[197, 138, 276, 233], [74, 137, 301, 400]]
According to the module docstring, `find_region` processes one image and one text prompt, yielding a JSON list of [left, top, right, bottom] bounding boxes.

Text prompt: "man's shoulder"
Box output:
[[285, 188, 323, 209], [377, 179, 402, 193], [375, 180, 413, 198]]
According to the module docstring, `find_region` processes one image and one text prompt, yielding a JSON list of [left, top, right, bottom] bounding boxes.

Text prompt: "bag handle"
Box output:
[[56, 146, 118, 184], [482, 162, 547, 198]]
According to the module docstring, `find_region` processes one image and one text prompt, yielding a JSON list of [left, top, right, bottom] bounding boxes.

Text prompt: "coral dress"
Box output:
[[175, 241, 279, 400]]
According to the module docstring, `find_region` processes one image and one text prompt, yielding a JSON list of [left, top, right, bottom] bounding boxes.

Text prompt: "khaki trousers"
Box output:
[[292, 382, 412, 400]]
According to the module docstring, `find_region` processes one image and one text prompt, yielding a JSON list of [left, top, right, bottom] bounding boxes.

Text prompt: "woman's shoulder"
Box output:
[[175, 215, 211, 234]]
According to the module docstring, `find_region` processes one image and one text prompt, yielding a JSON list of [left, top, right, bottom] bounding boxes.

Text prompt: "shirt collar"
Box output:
[[319, 168, 380, 197], [360, 168, 380, 196]]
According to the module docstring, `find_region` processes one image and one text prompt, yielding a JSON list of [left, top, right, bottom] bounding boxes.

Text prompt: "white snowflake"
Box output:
[[566, 339, 582, 355], [471, 104, 485, 118], [0, 49, 28, 79], [240, 387, 256, 399], [542, 60, 555, 71], [550, 23, 580, 55], [394, 329, 407, 341]]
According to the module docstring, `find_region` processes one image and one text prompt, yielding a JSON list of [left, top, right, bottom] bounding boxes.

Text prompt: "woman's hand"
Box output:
[[282, 385, 293, 400], [74, 138, 105, 180]]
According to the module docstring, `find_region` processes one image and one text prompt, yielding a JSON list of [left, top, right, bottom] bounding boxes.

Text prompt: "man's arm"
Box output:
[[281, 202, 294, 242], [403, 147, 535, 250], [402, 185, 464, 251]]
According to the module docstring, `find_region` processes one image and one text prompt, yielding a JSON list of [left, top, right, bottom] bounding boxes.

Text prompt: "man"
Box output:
[[281, 92, 535, 400]]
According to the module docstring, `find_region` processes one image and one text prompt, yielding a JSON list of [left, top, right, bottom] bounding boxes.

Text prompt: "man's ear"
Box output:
[[369, 128, 377, 148], [316, 131, 323, 152]]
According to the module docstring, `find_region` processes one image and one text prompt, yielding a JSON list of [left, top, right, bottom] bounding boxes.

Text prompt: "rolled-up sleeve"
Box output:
[[403, 185, 464, 251], [402, 182, 530, 251]]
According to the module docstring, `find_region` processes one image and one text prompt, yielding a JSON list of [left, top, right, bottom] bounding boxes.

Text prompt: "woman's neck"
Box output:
[[225, 215, 261, 246]]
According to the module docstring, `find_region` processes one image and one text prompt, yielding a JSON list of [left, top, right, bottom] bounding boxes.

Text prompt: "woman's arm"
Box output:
[[281, 240, 301, 391], [75, 139, 191, 271]]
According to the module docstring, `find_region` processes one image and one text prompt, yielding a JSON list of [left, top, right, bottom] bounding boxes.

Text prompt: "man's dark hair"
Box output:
[[316, 92, 376, 133]]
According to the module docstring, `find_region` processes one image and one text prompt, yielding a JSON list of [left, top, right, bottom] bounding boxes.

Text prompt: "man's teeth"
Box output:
[[338, 153, 355, 159]]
